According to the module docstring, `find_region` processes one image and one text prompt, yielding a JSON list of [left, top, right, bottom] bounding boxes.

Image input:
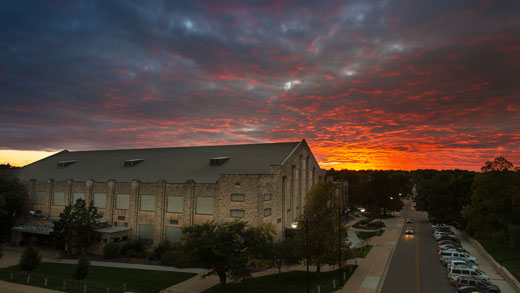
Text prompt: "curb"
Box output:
[[461, 232, 520, 293]]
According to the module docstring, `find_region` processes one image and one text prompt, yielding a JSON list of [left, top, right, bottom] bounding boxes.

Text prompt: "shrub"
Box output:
[[152, 241, 175, 260], [160, 251, 176, 266], [124, 249, 137, 257], [73, 254, 90, 280], [120, 239, 145, 256], [103, 243, 120, 259]]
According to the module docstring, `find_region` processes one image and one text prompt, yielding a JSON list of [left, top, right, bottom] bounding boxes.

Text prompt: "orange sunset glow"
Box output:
[[1, 1, 519, 171]]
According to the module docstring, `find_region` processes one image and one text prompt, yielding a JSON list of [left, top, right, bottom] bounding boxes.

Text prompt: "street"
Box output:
[[381, 202, 453, 293]]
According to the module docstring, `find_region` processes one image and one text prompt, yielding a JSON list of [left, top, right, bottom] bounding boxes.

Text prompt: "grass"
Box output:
[[355, 230, 384, 240], [479, 238, 520, 281], [0, 262, 196, 293], [203, 265, 357, 293], [355, 245, 373, 258]]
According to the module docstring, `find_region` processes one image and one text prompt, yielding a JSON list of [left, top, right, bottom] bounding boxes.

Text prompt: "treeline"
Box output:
[[329, 156, 520, 248]]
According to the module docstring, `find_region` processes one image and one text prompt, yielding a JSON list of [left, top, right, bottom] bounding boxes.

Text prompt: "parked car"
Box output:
[[439, 244, 467, 252], [438, 239, 462, 247], [445, 258, 479, 270], [455, 276, 500, 293], [456, 286, 488, 293], [406, 218, 412, 223], [440, 251, 477, 264], [448, 266, 489, 283], [434, 230, 455, 237], [405, 227, 414, 234], [437, 235, 461, 244], [432, 224, 449, 230], [435, 232, 456, 240]]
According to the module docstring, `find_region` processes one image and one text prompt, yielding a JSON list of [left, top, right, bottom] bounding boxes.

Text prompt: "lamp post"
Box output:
[[292, 221, 309, 293], [338, 207, 342, 287]]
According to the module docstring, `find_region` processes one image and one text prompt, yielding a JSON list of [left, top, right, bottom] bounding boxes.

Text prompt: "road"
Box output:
[[381, 202, 453, 293]]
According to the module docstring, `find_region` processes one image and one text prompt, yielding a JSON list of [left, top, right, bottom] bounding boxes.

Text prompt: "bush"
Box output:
[[160, 251, 176, 266], [124, 249, 137, 258], [158, 244, 196, 268], [102, 243, 120, 259], [120, 239, 145, 256], [73, 254, 90, 280], [152, 241, 175, 260]]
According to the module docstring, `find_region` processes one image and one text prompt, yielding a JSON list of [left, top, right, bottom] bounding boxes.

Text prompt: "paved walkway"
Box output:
[[340, 215, 403, 293]]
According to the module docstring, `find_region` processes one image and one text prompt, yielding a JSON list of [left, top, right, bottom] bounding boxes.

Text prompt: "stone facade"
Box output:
[[17, 141, 326, 247]]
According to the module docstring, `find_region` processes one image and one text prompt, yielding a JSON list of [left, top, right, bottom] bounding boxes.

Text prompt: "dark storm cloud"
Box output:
[[1, 0, 519, 170]]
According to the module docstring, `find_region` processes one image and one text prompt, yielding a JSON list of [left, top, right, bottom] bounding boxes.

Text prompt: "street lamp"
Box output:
[[291, 221, 309, 293]]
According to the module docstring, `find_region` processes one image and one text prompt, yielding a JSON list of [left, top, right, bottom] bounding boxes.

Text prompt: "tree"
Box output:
[[271, 239, 301, 276], [182, 220, 274, 290], [363, 171, 402, 216], [0, 178, 26, 241], [51, 198, 101, 256], [463, 168, 520, 247], [73, 254, 90, 281], [481, 156, 514, 172], [294, 182, 349, 278], [20, 243, 41, 275]]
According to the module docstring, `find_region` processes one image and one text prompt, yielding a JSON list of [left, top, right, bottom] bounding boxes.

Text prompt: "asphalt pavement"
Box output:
[[381, 203, 453, 293]]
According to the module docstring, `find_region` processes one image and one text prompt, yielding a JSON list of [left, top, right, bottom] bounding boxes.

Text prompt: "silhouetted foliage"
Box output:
[[0, 178, 26, 241], [20, 243, 41, 274], [73, 254, 90, 280], [481, 156, 514, 172]]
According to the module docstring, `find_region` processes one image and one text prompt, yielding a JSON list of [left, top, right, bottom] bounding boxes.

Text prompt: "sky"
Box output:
[[1, 0, 520, 171]]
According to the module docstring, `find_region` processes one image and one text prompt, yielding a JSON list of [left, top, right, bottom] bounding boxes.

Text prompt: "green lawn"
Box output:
[[479, 238, 520, 281], [355, 245, 373, 258], [355, 230, 384, 240], [0, 262, 196, 293], [204, 266, 357, 293]]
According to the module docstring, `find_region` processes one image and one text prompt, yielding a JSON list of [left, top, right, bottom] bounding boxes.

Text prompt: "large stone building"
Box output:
[[10, 140, 326, 247]]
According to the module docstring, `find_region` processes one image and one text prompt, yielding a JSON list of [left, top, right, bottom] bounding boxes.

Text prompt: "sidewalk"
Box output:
[[340, 214, 403, 293]]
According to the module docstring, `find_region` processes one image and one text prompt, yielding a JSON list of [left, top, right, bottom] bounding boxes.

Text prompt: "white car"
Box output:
[[446, 259, 479, 270], [448, 266, 489, 283]]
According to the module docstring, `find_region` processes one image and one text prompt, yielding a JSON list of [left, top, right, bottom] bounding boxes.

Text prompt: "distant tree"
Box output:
[[363, 171, 402, 216], [414, 170, 474, 229], [51, 199, 101, 256], [294, 182, 349, 278], [73, 254, 90, 281], [0, 178, 26, 241], [182, 220, 274, 290], [20, 243, 41, 275], [271, 239, 301, 276], [481, 156, 514, 172], [463, 169, 520, 247]]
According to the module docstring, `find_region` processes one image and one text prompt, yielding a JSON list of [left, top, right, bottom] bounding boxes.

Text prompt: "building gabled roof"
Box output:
[[12, 141, 303, 183]]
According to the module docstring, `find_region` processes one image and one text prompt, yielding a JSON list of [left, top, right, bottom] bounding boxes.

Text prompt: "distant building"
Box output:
[[9, 140, 326, 248]]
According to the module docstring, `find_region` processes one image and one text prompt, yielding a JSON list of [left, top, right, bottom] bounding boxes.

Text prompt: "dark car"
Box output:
[[438, 240, 462, 247], [437, 235, 460, 244], [406, 218, 412, 223], [456, 276, 500, 293], [456, 285, 489, 293]]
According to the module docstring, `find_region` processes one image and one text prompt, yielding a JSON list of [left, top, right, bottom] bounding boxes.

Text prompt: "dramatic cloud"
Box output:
[[1, 0, 519, 170]]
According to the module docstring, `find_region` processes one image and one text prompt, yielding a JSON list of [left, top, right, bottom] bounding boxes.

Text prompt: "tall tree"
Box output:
[[481, 156, 514, 172], [182, 220, 274, 290], [294, 181, 349, 277], [271, 239, 301, 276], [0, 178, 26, 241], [73, 254, 90, 281], [20, 243, 41, 275], [51, 199, 101, 256], [463, 166, 520, 248], [364, 171, 402, 215]]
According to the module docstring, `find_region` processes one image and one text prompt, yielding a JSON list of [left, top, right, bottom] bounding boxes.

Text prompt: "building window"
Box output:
[[140, 195, 155, 211], [169, 219, 179, 225], [73, 192, 84, 204], [53, 192, 65, 206], [34, 191, 46, 205], [116, 194, 130, 210], [165, 226, 182, 242], [277, 218, 281, 223], [196, 197, 214, 215], [167, 196, 183, 213], [94, 193, 107, 208], [234, 182, 241, 186], [230, 194, 245, 202], [230, 209, 245, 218], [118, 216, 125, 221], [264, 208, 271, 217], [264, 193, 272, 201], [138, 224, 154, 240]]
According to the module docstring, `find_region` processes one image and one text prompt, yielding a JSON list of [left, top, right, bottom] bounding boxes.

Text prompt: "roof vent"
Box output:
[[210, 157, 230, 166], [57, 160, 77, 168], [124, 159, 144, 167]]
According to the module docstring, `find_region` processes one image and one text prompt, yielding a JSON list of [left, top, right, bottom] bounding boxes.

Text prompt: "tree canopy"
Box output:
[[481, 156, 514, 172], [51, 198, 101, 255], [0, 178, 26, 241], [182, 220, 274, 290]]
